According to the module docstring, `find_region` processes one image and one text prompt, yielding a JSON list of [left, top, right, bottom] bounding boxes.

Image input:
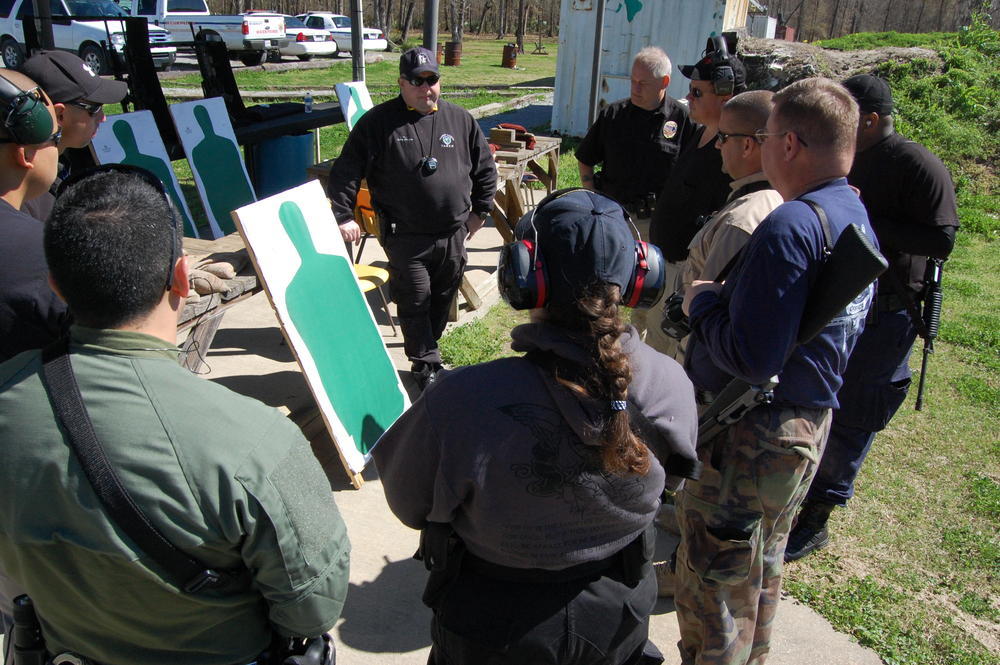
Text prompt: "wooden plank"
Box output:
[[489, 127, 517, 144], [459, 274, 482, 310]]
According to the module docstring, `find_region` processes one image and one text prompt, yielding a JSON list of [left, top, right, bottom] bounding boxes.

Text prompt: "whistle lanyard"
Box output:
[[412, 110, 438, 173]]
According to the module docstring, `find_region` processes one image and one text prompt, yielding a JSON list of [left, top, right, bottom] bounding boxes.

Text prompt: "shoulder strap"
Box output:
[[800, 198, 834, 256], [40, 339, 234, 593]]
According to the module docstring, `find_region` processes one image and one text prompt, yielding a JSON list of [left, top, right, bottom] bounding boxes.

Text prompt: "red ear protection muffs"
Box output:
[[497, 188, 667, 310], [622, 240, 666, 309]]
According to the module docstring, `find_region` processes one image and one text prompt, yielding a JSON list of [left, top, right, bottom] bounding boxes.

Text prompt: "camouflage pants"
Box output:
[[674, 404, 831, 665]]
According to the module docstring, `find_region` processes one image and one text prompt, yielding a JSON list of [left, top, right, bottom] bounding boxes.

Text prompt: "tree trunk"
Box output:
[[400, 0, 415, 42], [476, 0, 492, 35], [515, 0, 526, 52], [496, 0, 507, 38]]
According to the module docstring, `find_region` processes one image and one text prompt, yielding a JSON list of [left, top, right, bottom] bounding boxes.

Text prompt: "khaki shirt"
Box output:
[[0, 327, 350, 664], [681, 172, 783, 292]]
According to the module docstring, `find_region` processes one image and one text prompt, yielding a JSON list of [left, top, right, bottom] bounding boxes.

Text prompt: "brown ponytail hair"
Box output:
[[542, 283, 651, 476]]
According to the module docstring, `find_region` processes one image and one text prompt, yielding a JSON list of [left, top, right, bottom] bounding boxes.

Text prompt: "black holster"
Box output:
[[258, 635, 336, 665], [415, 522, 465, 609]]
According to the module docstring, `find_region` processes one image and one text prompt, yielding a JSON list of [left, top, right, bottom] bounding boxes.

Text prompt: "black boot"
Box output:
[[784, 500, 835, 562]]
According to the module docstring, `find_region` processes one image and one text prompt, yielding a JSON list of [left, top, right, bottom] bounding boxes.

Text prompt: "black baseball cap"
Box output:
[[680, 53, 747, 92], [843, 74, 894, 115], [514, 189, 638, 304], [399, 47, 439, 79], [23, 50, 127, 104]]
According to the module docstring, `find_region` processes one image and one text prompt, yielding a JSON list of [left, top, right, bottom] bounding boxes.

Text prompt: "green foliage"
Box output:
[[439, 304, 526, 367], [956, 591, 999, 621], [816, 31, 956, 50], [784, 576, 998, 665], [822, 15, 1000, 241], [965, 472, 1000, 519], [941, 525, 1000, 570]]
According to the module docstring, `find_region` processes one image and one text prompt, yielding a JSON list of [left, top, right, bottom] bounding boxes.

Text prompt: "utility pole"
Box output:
[[424, 0, 440, 53]]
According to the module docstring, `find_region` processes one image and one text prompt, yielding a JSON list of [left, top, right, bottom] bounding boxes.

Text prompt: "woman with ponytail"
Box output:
[[373, 189, 700, 665]]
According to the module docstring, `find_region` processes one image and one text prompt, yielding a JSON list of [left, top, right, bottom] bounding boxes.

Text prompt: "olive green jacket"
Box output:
[[0, 327, 350, 665]]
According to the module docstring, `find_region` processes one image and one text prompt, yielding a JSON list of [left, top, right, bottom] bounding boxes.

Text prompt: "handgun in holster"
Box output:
[[619, 522, 656, 587], [415, 522, 465, 609]]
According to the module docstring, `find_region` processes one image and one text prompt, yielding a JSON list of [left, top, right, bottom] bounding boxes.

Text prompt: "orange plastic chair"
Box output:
[[353, 185, 379, 264]]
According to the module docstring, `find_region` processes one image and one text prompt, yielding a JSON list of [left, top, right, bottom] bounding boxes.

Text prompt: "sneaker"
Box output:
[[653, 560, 675, 597], [411, 362, 443, 391], [784, 501, 835, 562]]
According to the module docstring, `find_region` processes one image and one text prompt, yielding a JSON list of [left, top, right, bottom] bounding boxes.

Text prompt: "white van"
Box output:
[[0, 0, 176, 73]]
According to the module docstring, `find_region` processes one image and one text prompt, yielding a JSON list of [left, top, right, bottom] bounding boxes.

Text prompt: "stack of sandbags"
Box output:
[[184, 251, 249, 304]]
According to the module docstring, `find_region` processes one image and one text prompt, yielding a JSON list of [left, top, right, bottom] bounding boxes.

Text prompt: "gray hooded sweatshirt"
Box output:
[[373, 321, 698, 570]]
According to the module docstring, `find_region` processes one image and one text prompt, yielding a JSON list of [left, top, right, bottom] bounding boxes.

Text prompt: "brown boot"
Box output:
[[653, 560, 675, 597]]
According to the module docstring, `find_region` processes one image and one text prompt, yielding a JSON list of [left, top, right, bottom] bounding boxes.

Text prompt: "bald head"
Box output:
[[722, 90, 774, 134], [0, 70, 59, 207]]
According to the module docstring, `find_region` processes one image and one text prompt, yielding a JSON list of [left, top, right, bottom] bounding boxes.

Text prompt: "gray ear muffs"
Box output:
[[0, 76, 54, 145]]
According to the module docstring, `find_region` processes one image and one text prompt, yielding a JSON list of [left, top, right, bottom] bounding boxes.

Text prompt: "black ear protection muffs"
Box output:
[[707, 35, 736, 97], [0, 75, 54, 146], [498, 187, 666, 310]]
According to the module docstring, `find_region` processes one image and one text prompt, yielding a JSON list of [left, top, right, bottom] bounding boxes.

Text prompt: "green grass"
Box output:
[[165, 34, 558, 92]]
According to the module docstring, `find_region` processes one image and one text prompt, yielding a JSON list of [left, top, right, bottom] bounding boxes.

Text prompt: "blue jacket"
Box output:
[[686, 178, 877, 408]]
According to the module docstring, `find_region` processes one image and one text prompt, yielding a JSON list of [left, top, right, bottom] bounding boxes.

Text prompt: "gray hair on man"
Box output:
[[633, 46, 671, 79]]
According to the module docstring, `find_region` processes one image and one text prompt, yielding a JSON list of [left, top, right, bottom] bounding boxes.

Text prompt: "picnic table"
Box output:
[[178, 234, 261, 372]]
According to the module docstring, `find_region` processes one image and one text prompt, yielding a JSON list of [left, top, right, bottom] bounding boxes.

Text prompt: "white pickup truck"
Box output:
[[0, 0, 177, 74], [123, 0, 286, 66]]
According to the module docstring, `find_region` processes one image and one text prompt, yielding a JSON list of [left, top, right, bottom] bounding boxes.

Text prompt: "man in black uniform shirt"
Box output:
[[576, 46, 695, 241], [0, 69, 68, 362], [785, 75, 959, 561], [327, 47, 497, 390], [642, 39, 747, 356], [21, 50, 127, 222]]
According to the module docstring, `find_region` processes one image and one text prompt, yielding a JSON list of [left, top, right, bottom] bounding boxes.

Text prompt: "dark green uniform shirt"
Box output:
[[0, 327, 350, 665]]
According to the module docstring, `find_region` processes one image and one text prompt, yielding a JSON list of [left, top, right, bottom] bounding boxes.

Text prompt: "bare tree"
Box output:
[[399, 0, 416, 42], [475, 0, 493, 34], [515, 0, 528, 51]]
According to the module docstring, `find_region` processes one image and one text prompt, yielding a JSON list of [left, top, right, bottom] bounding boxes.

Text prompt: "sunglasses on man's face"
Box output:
[[406, 74, 440, 87], [68, 99, 104, 116]]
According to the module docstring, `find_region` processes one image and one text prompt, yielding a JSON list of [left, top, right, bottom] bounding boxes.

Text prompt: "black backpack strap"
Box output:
[[40, 339, 235, 593]]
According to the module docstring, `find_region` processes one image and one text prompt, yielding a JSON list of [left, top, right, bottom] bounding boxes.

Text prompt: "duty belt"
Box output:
[[622, 193, 657, 219], [462, 550, 621, 584], [876, 291, 913, 313]]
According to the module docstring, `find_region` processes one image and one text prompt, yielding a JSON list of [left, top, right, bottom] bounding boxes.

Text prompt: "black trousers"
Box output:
[[425, 559, 664, 665], [382, 226, 467, 366]]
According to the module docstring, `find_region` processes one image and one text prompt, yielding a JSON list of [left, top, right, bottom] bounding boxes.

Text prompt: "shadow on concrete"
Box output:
[[336, 555, 433, 653], [211, 327, 295, 363], [209, 370, 309, 409]]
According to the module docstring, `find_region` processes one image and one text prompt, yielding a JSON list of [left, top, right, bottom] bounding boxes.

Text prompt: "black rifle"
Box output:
[[698, 201, 887, 444], [914, 258, 944, 411]]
